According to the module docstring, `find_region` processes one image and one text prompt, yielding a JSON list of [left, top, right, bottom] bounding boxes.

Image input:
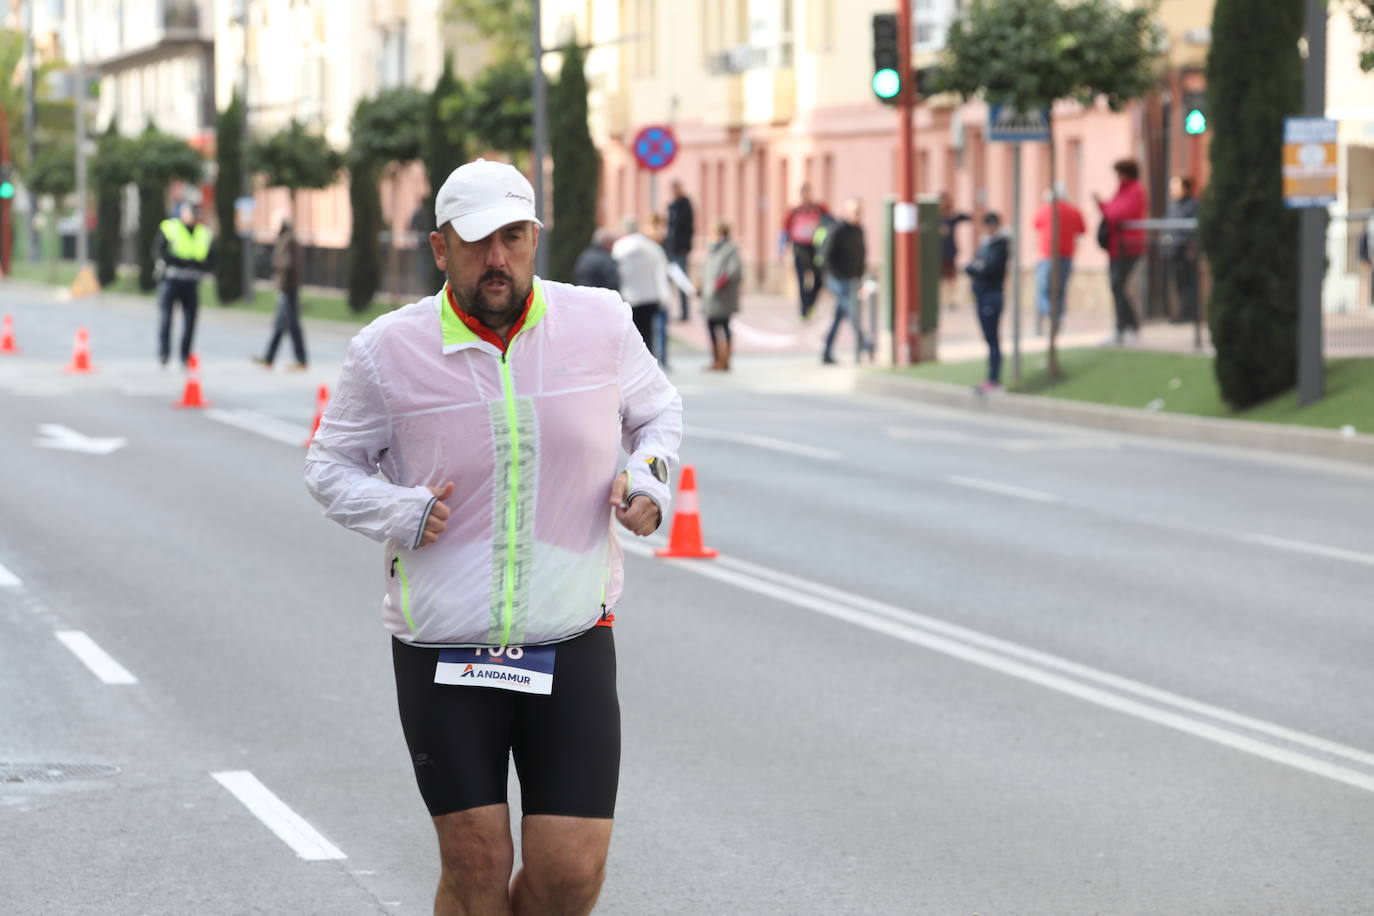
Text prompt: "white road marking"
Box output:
[[947, 475, 1058, 503], [212, 771, 347, 861], [996, 436, 1121, 452], [54, 631, 138, 685], [883, 426, 975, 444], [686, 426, 841, 461], [625, 541, 1374, 793], [205, 408, 308, 448], [1245, 534, 1374, 569], [34, 424, 127, 455], [0, 560, 20, 588]]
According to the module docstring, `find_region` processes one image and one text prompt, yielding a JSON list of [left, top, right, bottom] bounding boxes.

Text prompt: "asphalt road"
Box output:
[[2, 281, 1373, 915]]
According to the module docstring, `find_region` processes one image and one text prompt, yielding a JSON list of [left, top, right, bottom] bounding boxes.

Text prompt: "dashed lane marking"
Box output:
[[947, 475, 1059, 503], [55, 631, 138, 685], [212, 770, 347, 861]]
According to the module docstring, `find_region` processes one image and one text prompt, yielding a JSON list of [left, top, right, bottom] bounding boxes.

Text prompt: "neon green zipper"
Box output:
[[391, 556, 416, 633], [497, 354, 520, 648]]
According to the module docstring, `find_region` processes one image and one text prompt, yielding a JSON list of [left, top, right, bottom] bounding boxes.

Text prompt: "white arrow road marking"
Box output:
[[55, 631, 138, 685], [212, 771, 346, 861], [34, 424, 127, 455], [204, 408, 308, 448], [686, 426, 841, 462]]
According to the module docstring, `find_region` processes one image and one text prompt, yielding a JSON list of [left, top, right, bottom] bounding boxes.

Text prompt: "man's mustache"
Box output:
[[479, 270, 514, 286]]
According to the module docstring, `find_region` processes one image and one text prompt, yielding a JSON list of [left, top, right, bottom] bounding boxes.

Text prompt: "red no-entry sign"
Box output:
[[632, 125, 678, 172]]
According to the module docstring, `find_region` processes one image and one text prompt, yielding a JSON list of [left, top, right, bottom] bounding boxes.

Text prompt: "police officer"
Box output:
[[155, 201, 215, 367]]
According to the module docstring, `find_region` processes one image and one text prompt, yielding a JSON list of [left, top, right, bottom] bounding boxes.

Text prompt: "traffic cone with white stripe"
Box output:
[[174, 354, 210, 408], [1, 315, 17, 354], [63, 326, 94, 373], [655, 465, 718, 559], [304, 384, 329, 447]]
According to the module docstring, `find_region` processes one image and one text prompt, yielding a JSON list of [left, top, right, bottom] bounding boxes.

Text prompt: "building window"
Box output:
[[377, 23, 406, 89]]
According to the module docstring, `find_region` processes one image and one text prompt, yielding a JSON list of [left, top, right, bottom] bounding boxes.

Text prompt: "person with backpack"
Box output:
[[819, 197, 870, 365], [1094, 159, 1147, 344], [781, 184, 829, 319]]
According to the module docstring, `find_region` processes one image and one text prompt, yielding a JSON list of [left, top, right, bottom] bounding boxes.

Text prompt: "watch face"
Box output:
[[645, 457, 669, 484]]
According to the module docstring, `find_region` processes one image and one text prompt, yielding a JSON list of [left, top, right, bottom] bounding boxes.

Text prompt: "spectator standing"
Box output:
[[664, 180, 695, 321], [154, 201, 215, 368], [1031, 188, 1086, 328], [573, 227, 621, 291], [700, 220, 742, 372], [612, 216, 672, 359], [965, 212, 1010, 393], [1094, 159, 1147, 343], [1160, 176, 1200, 324], [254, 217, 307, 370], [781, 184, 829, 319], [939, 192, 971, 310], [820, 198, 871, 365]]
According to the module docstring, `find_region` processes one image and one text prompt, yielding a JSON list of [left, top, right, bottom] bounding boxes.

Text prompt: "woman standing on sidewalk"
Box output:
[[700, 221, 742, 371]]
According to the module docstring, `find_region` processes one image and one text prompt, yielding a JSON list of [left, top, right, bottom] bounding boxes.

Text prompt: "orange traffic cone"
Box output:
[[655, 465, 718, 559], [304, 384, 329, 447], [63, 326, 94, 373], [174, 354, 211, 408], [1, 315, 17, 354]]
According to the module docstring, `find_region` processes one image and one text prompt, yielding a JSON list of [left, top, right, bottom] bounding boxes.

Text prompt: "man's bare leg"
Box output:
[[510, 815, 613, 916], [433, 804, 515, 916]]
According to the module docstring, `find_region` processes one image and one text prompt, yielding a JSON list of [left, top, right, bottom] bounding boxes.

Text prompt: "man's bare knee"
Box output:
[[513, 815, 612, 915], [434, 805, 514, 903]]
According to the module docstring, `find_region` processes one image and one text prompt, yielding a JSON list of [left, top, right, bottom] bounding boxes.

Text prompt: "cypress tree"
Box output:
[[131, 125, 203, 291], [347, 154, 382, 312], [426, 55, 468, 289], [215, 92, 245, 303], [1200, 0, 1303, 408], [548, 40, 598, 283], [92, 124, 132, 288]]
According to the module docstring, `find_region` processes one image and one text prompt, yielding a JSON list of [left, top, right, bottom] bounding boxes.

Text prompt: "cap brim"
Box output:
[[450, 208, 544, 243]]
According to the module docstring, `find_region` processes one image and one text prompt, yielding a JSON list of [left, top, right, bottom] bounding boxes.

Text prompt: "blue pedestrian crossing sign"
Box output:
[[989, 105, 1051, 143]]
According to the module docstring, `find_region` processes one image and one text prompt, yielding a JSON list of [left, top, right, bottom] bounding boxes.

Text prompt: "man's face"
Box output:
[[430, 221, 539, 329]]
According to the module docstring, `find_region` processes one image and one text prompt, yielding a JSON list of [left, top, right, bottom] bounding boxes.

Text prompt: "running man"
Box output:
[[305, 158, 682, 915]]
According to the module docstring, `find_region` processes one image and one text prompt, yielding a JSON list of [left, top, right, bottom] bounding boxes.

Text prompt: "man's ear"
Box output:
[[429, 229, 447, 272]]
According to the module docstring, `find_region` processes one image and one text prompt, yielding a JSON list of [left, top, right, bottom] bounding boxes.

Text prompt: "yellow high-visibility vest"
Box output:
[[160, 218, 211, 262]]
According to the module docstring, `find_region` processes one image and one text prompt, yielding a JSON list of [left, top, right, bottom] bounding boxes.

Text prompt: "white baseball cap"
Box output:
[[434, 158, 543, 242]]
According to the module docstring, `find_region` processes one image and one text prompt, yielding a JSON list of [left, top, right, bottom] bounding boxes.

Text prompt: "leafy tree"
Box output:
[[470, 57, 534, 163], [444, 0, 532, 60], [0, 29, 75, 175], [426, 55, 471, 287], [27, 142, 76, 203], [938, 0, 1161, 380], [1346, 1, 1374, 71], [215, 92, 245, 303], [249, 119, 343, 221], [91, 124, 136, 287], [346, 87, 428, 310], [548, 40, 597, 282], [1199, 0, 1302, 408], [131, 124, 204, 291], [347, 154, 383, 312]]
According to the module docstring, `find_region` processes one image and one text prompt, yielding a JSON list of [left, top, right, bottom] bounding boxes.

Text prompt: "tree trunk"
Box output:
[[388, 164, 403, 305], [1046, 116, 1063, 383]]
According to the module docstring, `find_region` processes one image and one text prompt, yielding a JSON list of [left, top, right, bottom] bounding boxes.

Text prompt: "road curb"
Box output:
[[856, 372, 1374, 466]]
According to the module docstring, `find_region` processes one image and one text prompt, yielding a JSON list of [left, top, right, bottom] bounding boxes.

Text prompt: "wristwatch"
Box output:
[[644, 456, 669, 484]]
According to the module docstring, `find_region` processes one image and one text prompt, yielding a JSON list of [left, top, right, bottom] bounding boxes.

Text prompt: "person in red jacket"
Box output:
[[1094, 159, 1147, 343]]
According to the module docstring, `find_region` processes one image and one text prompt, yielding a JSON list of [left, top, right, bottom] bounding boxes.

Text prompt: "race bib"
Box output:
[[434, 645, 555, 695]]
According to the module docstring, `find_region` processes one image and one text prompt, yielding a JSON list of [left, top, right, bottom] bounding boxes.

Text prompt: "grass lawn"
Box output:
[[901, 347, 1374, 434], [5, 260, 396, 326]]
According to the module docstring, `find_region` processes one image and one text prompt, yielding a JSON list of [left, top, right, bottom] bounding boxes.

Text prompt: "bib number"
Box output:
[[435, 645, 555, 695]]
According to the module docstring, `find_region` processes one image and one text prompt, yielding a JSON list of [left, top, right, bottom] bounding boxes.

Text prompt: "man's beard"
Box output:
[[452, 268, 529, 331]]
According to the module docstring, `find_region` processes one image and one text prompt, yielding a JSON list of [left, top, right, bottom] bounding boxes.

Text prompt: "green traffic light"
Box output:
[[1184, 109, 1207, 135], [0, 182, 14, 200], [872, 68, 901, 100]]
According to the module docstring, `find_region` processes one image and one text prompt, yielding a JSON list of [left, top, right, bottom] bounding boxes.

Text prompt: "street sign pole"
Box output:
[[73, 0, 87, 268], [893, 0, 918, 366], [1298, 0, 1327, 406]]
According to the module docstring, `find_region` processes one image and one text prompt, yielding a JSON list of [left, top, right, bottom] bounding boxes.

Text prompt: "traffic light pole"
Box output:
[[1, 104, 11, 277], [893, 0, 919, 366]]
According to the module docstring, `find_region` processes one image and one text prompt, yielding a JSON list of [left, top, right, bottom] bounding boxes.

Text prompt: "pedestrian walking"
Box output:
[[1094, 159, 1147, 343], [939, 192, 971, 310], [304, 158, 681, 916], [700, 220, 742, 372], [254, 217, 307, 370], [1161, 176, 1200, 324], [573, 227, 621, 291], [820, 197, 871, 365], [664, 179, 695, 321], [781, 183, 829, 319], [965, 212, 1010, 393], [611, 216, 672, 360], [1031, 187, 1085, 328], [154, 201, 214, 367]]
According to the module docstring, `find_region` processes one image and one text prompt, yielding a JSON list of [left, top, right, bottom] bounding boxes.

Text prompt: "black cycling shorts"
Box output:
[[391, 625, 620, 819]]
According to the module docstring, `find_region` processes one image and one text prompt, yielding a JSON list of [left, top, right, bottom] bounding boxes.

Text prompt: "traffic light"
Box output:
[[1182, 89, 1207, 135], [0, 164, 13, 200], [872, 14, 901, 102]]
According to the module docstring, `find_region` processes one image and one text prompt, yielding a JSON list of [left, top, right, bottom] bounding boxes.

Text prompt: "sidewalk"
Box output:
[[668, 285, 1212, 365]]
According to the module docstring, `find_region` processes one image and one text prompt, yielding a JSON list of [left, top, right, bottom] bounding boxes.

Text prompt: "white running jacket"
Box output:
[[304, 278, 682, 647]]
